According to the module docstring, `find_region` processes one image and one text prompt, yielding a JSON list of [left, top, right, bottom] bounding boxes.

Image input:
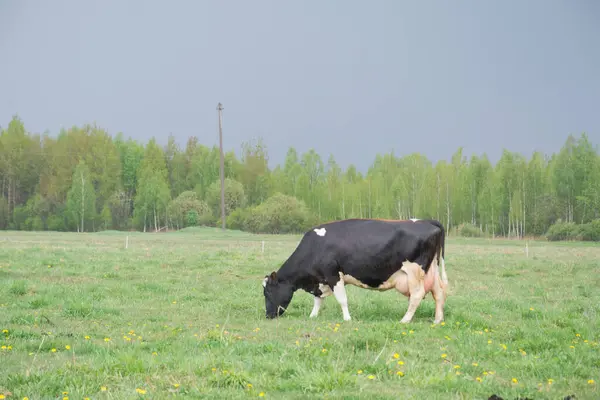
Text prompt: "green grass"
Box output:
[[0, 228, 599, 399]]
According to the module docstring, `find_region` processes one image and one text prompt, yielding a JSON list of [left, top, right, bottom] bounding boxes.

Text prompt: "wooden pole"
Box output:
[[217, 103, 226, 230]]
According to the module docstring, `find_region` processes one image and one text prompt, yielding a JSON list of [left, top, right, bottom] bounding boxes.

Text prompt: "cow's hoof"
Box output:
[[309, 313, 318, 318], [399, 318, 411, 324], [433, 319, 443, 324]]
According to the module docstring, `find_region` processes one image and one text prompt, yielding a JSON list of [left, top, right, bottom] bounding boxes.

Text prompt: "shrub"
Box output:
[[168, 191, 212, 229], [244, 193, 315, 234], [454, 223, 485, 238], [545, 221, 580, 241]]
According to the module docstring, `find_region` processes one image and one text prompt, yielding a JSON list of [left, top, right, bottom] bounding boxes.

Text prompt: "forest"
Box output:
[[1, 115, 599, 241]]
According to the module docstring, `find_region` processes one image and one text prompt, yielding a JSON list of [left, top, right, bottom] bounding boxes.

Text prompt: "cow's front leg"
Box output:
[[332, 279, 352, 321], [309, 296, 322, 318], [400, 262, 426, 324]]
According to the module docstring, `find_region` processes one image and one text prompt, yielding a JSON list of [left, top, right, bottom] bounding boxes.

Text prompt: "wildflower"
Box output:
[[476, 377, 482, 382], [84, 336, 90, 340], [409, 330, 414, 334], [136, 388, 146, 394], [393, 353, 400, 359], [65, 345, 71, 350], [259, 393, 265, 397], [247, 384, 253, 389], [0, 346, 5, 350], [455, 371, 461, 375], [104, 337, 111, 342], [174, 383, 180, 388], [444, 335, 451, 340], [0, 395, 5, 399], [589, 379, 595, 385], [501, 344, 507, 350], [570, 345, 575, 349], [63, 398, 68, 400], [357, 370, 363, 374], [367, 375, 375, 380], [576, 333, 581, 337], [397, 361, 404, 365], [62, 392, 68, 395], [211, 368, 217, 372], [472, 362, 478, 367], [402, 331, 407, 335], [441, 322, 445, 326], [101, 386, 107, 391], [172, 301, 177, 304], [152, 351, 158, 356], [51, 348, 57, 353], [322, 348, 327, 353], [520, 349, 526, 356], [2, 329, 7, 334], [547, 378, 554, 385], [512, 378, 518, 384], [483, 371, 488, 375], [453, 365, 460, 369], [487, 340, 492, 344], [23, 397, 30, 400], [441, 353, 447, 358], [529, 307, 534, 311], [396, 371, 404, 376]]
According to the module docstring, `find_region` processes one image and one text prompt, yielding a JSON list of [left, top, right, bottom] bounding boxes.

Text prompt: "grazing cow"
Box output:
[[262, 218, 449, 324]]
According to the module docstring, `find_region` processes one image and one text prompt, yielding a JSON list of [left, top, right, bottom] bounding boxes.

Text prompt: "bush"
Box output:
[[545, 219, 600, 242], [47, 215, 66, 231], [205, 178, 247, 217], [454, 223, 485, 238], [244, 193, 315, 234], [168, 191, 212, 229]]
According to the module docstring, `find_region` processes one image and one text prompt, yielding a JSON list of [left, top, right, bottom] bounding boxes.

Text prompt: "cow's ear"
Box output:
[[269, 271, 277, 281]]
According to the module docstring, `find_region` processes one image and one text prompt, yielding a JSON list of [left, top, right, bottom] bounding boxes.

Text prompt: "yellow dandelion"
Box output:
[[101, 386, 107, 391], [393, 353, 399, 359], [247, 383, 253, 389], [0, 346, 5, 350], [23, 397, 30, 400], [259, 392, 265, 397], [529, 307, 534, 311], [211, 367, 217, 372], [512, 378, 518, 384], [402, 331, 407, 335], [63, 397, 68, 400], [409, 330, 414, 334], [357, 370, 363, 374], [65, 345, 71, 350], [397, 360, 404, 365], [174, 383, 180, 388], [453, 365, 461, 369], [487, 340, 492, 344], [367, 375, 375, 380], [588, 379, 595, 385], [576, 333, 581, 337], [397, 371, 404, 376], [136, 388, 146, 394], [441, 353, 447, 358], [570, 345, 575, 349], [455, 371, 461, 375], [441, 322, 445, 326], [476, 376, 482, 382], [51, 348, 57, 352], [84, 335, 90, 340], [0, 395, 4, 400], [62, 391, 68, 395], [152, 351, 158, 356], [104, 337, 111, 342], [501, 344, 507, 350], [322, 348, 327, 353], [472, 362, 478, 367], [547, 378, 554, 385], [172, 301, 177, 304], [520, 349, 527, 356], [483, 371, 488, 375], [2, 329, 7, 334], [444, 335, 451, 340]]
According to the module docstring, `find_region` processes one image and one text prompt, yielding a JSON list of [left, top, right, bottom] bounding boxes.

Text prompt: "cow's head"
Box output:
[[262, 271, 294, 319]]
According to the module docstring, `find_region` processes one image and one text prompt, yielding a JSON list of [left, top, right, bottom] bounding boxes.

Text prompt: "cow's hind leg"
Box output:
[[332, 276, 352, 321], [399, 262, 426, 324]]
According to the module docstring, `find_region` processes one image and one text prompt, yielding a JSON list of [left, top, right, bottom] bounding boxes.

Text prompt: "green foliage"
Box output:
[[244, 193, 315, 234], [168, 191, 212, 229], [1, 115, 599, 241], [453, 222, 486, 238], [546, 219, 600, 242], [66, 159, 97, 232]]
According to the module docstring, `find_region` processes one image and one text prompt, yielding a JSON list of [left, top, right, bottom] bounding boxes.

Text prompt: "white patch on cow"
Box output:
[[342, 271, 409, 295], [309, 296, 322, 318], [313, 227, 327, 237], [318, 283, 333, 298], [409, 218, 420, 222], [262, 277, 268, 288], [332, 278, 352, 321]]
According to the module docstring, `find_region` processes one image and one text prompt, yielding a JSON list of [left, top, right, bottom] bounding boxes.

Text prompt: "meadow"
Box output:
[[0, 228, 599, 400]]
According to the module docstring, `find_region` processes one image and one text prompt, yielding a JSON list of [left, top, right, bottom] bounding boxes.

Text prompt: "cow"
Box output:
[[262, 218, 449, 324]]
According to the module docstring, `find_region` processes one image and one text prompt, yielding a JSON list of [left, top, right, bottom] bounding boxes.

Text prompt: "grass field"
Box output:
[[1, 228, 599, 400]]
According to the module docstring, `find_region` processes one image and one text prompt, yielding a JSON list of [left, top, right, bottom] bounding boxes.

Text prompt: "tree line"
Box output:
[[1, 115, 599, 240]]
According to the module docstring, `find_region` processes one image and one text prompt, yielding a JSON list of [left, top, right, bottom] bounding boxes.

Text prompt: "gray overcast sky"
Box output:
[[1, 0, 599, 172]]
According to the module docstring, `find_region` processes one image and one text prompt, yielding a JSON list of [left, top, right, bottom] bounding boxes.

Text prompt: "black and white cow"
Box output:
[[262, 218, 449, 324]]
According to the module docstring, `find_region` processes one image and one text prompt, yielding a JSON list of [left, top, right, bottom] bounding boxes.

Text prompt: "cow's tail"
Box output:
[[436, 221, 448, 286]]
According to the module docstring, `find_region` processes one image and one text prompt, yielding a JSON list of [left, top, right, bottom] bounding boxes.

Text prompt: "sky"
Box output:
[[1, 0, 599, 172]]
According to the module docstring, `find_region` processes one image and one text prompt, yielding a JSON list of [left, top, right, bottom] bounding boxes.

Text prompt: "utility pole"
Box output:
[[217, 102, 226, 230]]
